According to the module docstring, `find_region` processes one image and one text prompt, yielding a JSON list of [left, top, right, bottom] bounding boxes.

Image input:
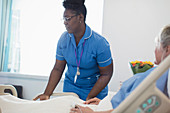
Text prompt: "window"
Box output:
[[2, 0, 104, 76]]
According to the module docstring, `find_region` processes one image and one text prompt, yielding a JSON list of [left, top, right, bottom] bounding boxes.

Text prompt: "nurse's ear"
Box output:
[[77, 13, 84, 24]]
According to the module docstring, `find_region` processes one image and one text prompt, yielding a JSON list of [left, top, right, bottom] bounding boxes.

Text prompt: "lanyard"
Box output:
[[74, 39, 86, 83]]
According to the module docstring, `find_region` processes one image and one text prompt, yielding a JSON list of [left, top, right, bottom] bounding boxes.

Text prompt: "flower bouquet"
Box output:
[[130, 61, 154, 75]]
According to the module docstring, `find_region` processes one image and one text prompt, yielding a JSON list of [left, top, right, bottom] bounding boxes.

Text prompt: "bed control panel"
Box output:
[[136, 95, 161, 113]]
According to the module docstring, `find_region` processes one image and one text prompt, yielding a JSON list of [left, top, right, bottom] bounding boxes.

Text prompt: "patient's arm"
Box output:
[[84, 97, 101, 105], [70, 105, 113, 113]]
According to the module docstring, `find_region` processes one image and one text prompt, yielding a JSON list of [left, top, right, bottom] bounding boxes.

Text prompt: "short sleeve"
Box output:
[[96, 38, 112, 67], [56, 32, 67, 61]]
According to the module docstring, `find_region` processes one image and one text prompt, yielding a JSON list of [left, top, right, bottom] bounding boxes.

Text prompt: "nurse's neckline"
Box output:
[[75, 35, 84, 46], [68, 25, 92, 47], [74, 24, 86, 46]]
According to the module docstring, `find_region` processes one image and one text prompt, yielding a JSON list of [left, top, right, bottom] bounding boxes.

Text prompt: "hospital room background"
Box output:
[[0, 0, 170, 100]]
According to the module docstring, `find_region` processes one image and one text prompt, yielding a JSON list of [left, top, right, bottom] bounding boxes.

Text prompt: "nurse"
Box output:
[[34, 0, 113, 101], [70, 25, 170, 113]]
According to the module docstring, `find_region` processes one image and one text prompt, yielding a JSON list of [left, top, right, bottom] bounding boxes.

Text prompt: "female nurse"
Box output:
[[34, 0, 113, 101]]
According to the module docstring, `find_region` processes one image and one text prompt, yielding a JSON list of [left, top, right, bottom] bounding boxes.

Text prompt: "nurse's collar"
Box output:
[[84, 29, 92, 40]]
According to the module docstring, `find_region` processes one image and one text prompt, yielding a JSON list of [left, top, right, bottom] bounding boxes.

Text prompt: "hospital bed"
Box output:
[[112, 55, 170, 113], [0, 84, 113, 113], [0, 85, 84, 113], [0, 55, 170, 113]]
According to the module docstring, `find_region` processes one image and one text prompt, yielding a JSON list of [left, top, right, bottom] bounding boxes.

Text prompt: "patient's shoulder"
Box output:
[[122, 67, 156, 91], [134, 67, 156, 78]]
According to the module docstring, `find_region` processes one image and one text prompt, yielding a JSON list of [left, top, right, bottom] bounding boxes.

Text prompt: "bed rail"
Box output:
[[0, 85, 18, 97], [51, 92, 79, 98]]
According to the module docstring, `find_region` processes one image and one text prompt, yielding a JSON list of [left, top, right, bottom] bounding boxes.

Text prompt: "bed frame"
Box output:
[[0, 85, 18, 113], [0, 84, 79, 98], [112, 55, 170, 113], [0, 85, 18, 97]]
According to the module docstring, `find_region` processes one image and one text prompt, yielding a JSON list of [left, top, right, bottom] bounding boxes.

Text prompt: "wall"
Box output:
[[103, 0, 170, 91], [0, 72, 63, 99]]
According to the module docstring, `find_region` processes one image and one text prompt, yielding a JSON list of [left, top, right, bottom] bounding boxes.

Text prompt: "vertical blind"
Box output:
[[0, 0, 12, 71]]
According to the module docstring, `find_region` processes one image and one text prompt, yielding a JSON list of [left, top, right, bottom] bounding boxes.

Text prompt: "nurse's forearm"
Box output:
[[44, 60, 66, 96], [44, 69, 62, 96], [86, 74, 112, 100], [87, 62, 113, 100]]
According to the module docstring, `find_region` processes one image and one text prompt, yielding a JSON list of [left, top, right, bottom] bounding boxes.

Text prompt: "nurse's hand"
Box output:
[[84, 97, 101, 105], [33, 94, 50, 101], [70, 105, 94, 113]]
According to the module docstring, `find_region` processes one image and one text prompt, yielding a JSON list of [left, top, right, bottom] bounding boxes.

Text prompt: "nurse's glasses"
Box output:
[[63, 15, 78, 22]]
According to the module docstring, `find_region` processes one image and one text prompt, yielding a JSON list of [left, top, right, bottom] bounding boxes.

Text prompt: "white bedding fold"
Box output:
[[0, 94, 112, 113]]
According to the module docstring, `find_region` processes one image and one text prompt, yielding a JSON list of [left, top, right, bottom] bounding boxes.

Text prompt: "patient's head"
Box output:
[[154, 25, 170, 65]]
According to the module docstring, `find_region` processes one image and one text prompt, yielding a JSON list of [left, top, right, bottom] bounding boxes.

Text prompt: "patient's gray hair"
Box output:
[[159, 25, 170, 48]]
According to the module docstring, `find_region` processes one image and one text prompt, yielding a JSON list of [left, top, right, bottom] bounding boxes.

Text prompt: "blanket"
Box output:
[[0, 94, 113, 113]]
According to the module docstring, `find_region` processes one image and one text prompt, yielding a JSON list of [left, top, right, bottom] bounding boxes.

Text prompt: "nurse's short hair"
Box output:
[[63, 0, 87, 22], [156, 25, 170, 48]]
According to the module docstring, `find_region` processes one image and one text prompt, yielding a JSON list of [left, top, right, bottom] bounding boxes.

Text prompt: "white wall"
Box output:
[[103, 0, 170, 91], [0, 72, 63, 99]]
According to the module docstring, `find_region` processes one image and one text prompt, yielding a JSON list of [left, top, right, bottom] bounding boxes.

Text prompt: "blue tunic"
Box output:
[[111, 67, 169, 109], [56, 25, 112, 100]]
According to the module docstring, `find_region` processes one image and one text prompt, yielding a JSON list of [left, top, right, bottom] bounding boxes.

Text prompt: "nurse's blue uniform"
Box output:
[[111, 67, 169, 109], [56, 25, 112, 100]]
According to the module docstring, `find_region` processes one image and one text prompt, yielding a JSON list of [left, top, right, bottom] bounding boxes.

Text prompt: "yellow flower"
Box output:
[[130, 61, 136, 64], [135, 60, 140, 63], [143, 61, 153, 65]]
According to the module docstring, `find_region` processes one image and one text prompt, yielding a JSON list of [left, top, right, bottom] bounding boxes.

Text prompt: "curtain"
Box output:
[[0, 0, 13, 71]]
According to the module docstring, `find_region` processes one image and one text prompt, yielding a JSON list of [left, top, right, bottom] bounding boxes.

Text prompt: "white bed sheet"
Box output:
[[0, 94, 113, 113]]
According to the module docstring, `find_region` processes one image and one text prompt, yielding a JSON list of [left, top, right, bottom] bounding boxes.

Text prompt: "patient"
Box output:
[[70, 25, 170, 113]]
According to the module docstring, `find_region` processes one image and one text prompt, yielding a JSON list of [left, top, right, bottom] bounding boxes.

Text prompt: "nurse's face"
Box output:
[[63, 9, 81, 34]]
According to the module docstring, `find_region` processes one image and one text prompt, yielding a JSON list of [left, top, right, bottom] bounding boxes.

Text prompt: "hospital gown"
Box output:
[[111, 67, 169, 109]]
